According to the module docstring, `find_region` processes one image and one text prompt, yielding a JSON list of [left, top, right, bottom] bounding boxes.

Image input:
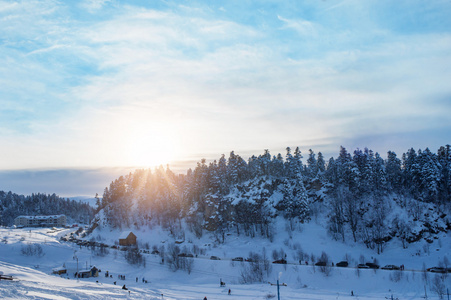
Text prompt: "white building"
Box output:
[[14, 215, 67, 227]]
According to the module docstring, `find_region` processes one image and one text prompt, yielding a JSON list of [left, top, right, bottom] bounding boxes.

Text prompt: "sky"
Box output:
[[1, 0, 451, 196]]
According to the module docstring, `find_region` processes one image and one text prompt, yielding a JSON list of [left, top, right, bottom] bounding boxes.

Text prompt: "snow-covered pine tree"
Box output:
[[385, 151, 402, 192], [306, 149, 318, 180], [437, 145, 451, 204]]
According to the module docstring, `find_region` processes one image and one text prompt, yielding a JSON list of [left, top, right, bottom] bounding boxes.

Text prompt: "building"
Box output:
[[119, 231, 137, 246], [77, 266, 98, 278], [14, 215, 67, 228], [52, 267, 67, 275]]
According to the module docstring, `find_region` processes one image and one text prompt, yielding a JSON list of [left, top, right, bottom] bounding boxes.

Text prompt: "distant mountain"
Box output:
[[69, 196, 99, 208]]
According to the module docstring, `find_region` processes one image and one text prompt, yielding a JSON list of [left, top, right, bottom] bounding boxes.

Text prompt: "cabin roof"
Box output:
[[119, 231, 135, 239]]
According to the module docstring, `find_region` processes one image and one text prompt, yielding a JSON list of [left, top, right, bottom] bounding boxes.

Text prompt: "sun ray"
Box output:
[[124, 127, 178, 168]]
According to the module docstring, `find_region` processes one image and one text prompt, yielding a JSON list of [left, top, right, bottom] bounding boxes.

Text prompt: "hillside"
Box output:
[[1, 145, 450, 299], [0, 217, 450, 299], [93, 146, 451, 253]]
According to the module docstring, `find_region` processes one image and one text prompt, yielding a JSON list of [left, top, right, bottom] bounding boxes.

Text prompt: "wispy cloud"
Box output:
[[79, 0, 111, 13], [0, 0, 450, 176], [277, 15, 317, 37]]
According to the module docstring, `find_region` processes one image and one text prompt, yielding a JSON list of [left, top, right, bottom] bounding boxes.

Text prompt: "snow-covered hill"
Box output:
[[1, 217, 450, 299]]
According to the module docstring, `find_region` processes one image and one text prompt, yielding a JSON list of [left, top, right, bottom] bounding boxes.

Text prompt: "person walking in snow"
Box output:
[[228, 289, 231, 295]]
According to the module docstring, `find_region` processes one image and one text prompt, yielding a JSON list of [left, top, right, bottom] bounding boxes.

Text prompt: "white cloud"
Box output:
[[277, 15, 317, 37], [79, 0, 111, 13], [1, 1, 451, 170]]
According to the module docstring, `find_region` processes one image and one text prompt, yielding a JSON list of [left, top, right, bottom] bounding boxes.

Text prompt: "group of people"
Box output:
[[71, 269, 134, 294]]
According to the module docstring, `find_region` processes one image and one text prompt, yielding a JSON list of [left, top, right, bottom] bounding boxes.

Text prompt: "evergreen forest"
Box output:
[[96, 145, 451, 253], [0, 192, 95, 226]]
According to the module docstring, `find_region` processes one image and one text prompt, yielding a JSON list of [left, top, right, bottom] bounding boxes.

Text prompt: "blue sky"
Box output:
[[1, 0, 451, 196]]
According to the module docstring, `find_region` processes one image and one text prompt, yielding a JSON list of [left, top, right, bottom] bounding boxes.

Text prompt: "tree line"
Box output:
[[0, 191, 95, 226], [97, 145, 451, 251]]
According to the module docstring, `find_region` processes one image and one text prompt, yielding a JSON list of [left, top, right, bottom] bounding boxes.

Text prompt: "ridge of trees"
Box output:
[[0, 192, 95, 226], [97, 145, 451, 251]]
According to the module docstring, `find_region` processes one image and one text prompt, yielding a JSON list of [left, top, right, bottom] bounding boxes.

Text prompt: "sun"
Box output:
[[125, 129, 178, 168]]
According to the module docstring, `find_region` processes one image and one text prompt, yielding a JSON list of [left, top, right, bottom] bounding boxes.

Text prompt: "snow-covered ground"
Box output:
[[1, 219, 450, 299]]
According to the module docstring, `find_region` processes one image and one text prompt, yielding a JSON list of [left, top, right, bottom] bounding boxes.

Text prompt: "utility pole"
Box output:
[[73, 251, 79, 275], [277, 272, 282, 300]]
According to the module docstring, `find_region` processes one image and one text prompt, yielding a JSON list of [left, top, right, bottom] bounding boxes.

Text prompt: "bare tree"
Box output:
[[21, 243, 45, 257], [125, 247, 145, 266], [180, 257, 194, 274], [318, 251, 331, 276], [240, 252, 266, 283], [328, 192, 345, 242], [431, 275, 445, 299], [342, 187, 359, 242], [165, 243, 181, 271]]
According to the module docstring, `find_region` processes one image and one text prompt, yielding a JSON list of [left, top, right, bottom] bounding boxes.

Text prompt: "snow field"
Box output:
[[0, 219, 450, 299]]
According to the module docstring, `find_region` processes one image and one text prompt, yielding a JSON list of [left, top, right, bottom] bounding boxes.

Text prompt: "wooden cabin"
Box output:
[[119, 231, 137, 246], [78, 266, 99, 278], [52, 267, 67, 275]]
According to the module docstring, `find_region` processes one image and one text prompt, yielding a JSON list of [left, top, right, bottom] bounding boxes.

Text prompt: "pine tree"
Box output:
[[418, 148, 441, 202], [317, 152, 326, 174], [270, 153, 284, 178], [306, 149, 318, 179], [386, 151, 402, 192], [437, 145, 451, 203], [402, 148, 421, 197], [373, 152, 387, 195]]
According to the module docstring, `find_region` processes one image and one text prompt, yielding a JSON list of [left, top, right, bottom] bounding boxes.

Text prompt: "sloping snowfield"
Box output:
[[0, 222, 450, 299]]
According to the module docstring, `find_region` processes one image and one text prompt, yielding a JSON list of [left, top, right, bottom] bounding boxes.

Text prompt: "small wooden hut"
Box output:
[[52, 267, 67, 275], [78, 266, 99, 278], [119, 231, 137, 246]]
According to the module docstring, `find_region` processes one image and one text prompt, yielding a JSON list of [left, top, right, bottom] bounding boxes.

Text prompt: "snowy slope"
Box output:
[[1, 219, 450, 299]]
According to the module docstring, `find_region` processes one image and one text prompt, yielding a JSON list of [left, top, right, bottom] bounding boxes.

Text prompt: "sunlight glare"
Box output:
[[125, 128, 178, 168]]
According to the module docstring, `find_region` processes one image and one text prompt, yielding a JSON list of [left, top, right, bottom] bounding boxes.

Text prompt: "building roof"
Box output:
[[16, 215, 65, 220], [119, 231, 135, 239], [79, 266, 97, 273]]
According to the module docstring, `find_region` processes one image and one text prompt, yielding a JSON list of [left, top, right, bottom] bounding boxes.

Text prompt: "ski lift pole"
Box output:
[[73, 251, 79, 274]]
